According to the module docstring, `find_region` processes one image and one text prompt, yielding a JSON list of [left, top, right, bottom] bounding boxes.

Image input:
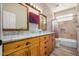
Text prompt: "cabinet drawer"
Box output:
[[3, 40, 27, 54], [7, 48, 29, 56], [28, 37, 39, 44], [39, 35, 49, 42]]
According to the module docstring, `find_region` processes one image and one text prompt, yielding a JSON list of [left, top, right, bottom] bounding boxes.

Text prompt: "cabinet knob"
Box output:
[[44, 46, 47, 48], [44, 41, 48, 44], [26, 42, 32, 46], [44, 42, 47, 44], [44, 37, 46, 39]]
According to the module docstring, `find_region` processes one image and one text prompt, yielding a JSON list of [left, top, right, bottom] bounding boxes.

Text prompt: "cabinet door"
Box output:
[[34, 44, 40, 56], [8, 48, 28, 56], [29, 43, 39, 56], [40, 42, 45, 56]]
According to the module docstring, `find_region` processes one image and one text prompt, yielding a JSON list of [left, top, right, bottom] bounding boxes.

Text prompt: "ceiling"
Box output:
[[33, 3, 77, 19], [34, 3, 77, 12], [46, 3, 77, 12]]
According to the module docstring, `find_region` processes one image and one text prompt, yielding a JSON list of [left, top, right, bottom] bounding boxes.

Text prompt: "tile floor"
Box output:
[[50, 45, 77, 56], [50, 38, 77, 56]]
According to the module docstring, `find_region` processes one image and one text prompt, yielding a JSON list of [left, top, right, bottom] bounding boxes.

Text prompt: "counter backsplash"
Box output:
[[3, 31, 29, 36], [3, 23, 38, 36]]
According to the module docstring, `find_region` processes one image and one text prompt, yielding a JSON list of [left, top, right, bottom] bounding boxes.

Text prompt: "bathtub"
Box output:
[[56, 38, 77, 48]]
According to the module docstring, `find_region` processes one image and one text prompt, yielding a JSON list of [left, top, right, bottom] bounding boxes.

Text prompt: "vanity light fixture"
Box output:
[[33, 4, 36, 8], [30, 3, 33, 6], [26, 3, 40, 12]]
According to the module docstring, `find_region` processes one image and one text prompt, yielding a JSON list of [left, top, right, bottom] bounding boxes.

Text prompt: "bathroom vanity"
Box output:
[[3, 32, 55, 56]]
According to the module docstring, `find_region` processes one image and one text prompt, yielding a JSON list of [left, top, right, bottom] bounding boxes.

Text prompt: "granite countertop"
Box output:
[[3, 32, 55, 43]]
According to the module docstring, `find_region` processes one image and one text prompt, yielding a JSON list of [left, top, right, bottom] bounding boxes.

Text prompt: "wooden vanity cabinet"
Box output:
[[3, 34, 55, 56]]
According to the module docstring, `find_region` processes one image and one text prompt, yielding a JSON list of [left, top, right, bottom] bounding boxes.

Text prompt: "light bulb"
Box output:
[[30, 3, 33, 6]]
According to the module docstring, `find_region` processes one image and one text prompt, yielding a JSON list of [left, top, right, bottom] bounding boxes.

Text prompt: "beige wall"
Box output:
[[76, 4, 79, 53]]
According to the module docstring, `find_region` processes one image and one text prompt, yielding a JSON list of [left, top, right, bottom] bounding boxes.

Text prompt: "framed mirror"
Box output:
[[2, 3, 29, 31], [26, 3, 40, 29], [39, 14, 47, 31]]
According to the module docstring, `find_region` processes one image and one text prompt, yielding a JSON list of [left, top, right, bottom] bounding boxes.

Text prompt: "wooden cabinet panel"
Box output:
[[36, 44, 40, 56], [51, 34, 55, 50], [48, 37, 53, 54], [34, 44, 40, 56], [3, 40, 26, 54], [28, 37, 39, 44], [29, 43, 39, 56], [8, 48, 28, 56], [48, 34, 55, 54], [28, 37, 40, 56], [40, 42, 47, 56]]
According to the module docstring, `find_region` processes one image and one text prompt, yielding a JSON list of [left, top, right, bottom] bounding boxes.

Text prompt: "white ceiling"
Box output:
[[46, 3, 77, 12], [34, 3, 77, 13]]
